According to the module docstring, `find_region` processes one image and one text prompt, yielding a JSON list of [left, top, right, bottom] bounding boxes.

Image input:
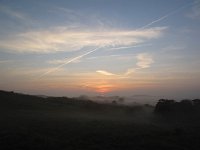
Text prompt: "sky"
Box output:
[[0, 0, 200, 99]]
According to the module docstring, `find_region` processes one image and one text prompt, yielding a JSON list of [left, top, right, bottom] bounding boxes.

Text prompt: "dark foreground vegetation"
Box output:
[[0, 90, 200, 150]]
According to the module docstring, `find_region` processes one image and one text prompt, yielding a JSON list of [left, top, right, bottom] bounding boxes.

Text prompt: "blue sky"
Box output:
[[0, 0, 200, 98]]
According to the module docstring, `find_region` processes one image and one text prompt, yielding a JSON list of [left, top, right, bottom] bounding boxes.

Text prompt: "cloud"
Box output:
[[47, 59, 81, 65], [124, 68, 135, 76], [87, 55, 120, 60], [55, 7, 84, 21], [0, 5, 25, 20], [139, 14, 172, 30], [96, 53, 154, 77], [139, 0, 198, 29], [96, 70, 117, 76], [96, 69, 132, 77], [187, 1, 200, 19], [0, 5, 33, 23], [0, 27, 166, 53], [96, 68, 135, 78], [39, 47, 101, 78], [109, 44, 152, 50], [161, 46, 185, 53], [0, 60, 13, 64], [136, 53, 154, 69]]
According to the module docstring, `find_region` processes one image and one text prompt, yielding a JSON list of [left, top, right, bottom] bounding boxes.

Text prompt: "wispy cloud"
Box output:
[[122, 54, 154, 76], [124, 68, 135, 76], [139, 14, 172, 30], [0, 27, 166, 53], [0, 60, 13, 64], [0, 5, 34, 24], [39, 47, 101, 78], [55, 6, 115, 28], [0, 5, 25, 20], [161, 46, 185, 53], [136, 53, 154, 69], [96, 53, 154, 77], [47, 58, 81, 65], [109, 44, 152, 50], [87, 55, 120, 60], [47, 54, 120, 65], [187, 1, 200, 19], [55, 7, 84, 22], [139, 1, 197, 29], [96, 70, 118, 76], [96, 69, 133, 78]]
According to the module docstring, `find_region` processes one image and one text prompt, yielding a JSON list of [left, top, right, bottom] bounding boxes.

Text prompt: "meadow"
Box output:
[[0, 90, 200, 150]]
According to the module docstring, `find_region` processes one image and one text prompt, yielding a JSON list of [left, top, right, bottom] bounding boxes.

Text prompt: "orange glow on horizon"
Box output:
[[95, 84, 114, 94], [32, 72, 157, 95], [82, 79, 125, 95]]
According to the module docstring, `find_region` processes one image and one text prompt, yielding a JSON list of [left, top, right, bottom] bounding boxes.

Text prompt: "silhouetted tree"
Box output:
[[155, 98, 200, 117], [118, 97, 125, 104], [154, 99, 175, 114], [179, 99, 193, 112], [192, 99, 200, 106], [112, 100, 117, 104]]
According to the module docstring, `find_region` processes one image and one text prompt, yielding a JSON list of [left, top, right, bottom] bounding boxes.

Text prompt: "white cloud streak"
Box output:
[[44, 0, 195, 79], [139, 1, 197, 29], [109, 44, 152, 50], [96, 53, 154, 77], [139, 14, 172, 30], [0, 60, 13, 64], [0, 5, 34, 24], [136, 53, 154, 69], [187, 1, 200, 19], [87, 55, 120, 60], [0, 5, 25, 20], [0, 27, 166, 53], [96, 70, 117, 76], [96, 68, 135, 78], [95, 1, 196, 78], [38, 47, 101, 78], [124, 68, 135, 76], [47, 59, 81, 65]]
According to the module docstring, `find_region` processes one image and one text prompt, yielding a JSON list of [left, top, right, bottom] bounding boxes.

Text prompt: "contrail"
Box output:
[[38, 1, 199, 79], [109, 44, 152, 50], [38, 47, 101, 78], [138, 1, 198, 30]]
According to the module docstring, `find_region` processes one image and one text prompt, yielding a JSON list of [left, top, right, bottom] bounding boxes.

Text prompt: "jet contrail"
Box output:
[[109, 44, 152, 50], [38, 47, 101, 78], [138, 1, 198, 30], [38, 1, 199, 79]]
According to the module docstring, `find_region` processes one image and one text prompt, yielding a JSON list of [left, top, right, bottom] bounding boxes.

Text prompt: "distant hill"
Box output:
[[0, 90, 95, 110], [0, 90, 151, 115]]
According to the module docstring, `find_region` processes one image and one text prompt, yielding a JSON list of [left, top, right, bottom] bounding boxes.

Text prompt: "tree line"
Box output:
[[154, 99, 200, 115]]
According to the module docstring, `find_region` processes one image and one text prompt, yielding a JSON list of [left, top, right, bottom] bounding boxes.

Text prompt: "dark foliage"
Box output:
[[154, 99, 200, 115]]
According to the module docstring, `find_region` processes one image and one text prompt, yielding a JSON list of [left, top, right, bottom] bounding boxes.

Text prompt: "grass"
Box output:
[[0, 90, 200, 150]]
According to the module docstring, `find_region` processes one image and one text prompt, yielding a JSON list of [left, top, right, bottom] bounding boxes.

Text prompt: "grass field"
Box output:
[[0, 90, 200, 150]]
